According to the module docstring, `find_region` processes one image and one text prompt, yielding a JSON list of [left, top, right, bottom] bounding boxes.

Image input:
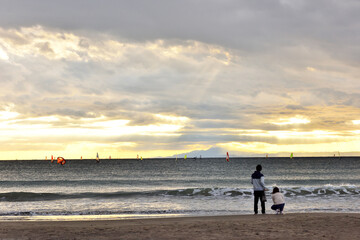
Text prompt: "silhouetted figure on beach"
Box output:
[[251, 164, 268, 214]]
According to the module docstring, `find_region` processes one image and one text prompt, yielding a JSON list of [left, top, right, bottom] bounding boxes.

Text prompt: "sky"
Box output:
[[0, 0, 360, 160]]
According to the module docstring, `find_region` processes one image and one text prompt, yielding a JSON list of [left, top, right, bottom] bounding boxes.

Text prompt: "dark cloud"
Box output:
[[1, 1, 359, 52], [286, 105, 305, 110]]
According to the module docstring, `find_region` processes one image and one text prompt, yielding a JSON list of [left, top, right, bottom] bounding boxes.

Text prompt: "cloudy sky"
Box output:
[[0, 0, 359, 160]]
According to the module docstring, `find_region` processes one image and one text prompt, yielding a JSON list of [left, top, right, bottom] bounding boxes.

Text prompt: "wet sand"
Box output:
[[0, 213, 359, 239]]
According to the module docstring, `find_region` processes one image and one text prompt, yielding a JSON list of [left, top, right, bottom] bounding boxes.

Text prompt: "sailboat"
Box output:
[[226, 152, 230, 162], [290, 153, 293, 159], [96, 152, 100, 163]]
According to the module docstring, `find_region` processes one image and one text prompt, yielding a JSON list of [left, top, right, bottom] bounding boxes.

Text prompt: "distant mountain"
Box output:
[[170, 147, 225, 158], [169, 146, 267, 158]]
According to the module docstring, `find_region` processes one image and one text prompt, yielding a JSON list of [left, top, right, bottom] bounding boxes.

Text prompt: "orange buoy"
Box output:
[[57, 157, 66, 165]]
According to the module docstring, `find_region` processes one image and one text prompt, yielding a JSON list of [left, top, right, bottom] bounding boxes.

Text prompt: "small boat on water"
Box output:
[[96, 152, 100, 163]]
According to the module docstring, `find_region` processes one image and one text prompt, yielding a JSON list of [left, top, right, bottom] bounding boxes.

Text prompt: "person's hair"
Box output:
[[256, 164, 262, 172], [272, 187, 279, 194]]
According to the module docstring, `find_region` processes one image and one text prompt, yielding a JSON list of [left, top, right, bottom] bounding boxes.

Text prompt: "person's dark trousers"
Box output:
[[271, 203, 285, 212], [254, 191, 265, 214]]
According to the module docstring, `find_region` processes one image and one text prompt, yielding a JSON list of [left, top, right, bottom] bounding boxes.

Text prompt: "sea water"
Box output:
[[0, 157, 359, 221]]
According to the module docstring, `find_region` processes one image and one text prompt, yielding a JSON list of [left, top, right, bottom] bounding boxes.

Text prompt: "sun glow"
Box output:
[[352, 120, 360, 125], [238, 128, 341, 140], [0, 112, 190, 159], [0, 47, 9, 60], [306, 66, 316, 72], [271, 116, 310, 125], [0, 111, 19, 120], [154, 114, 189, 123], [1, 115, 186, 137]]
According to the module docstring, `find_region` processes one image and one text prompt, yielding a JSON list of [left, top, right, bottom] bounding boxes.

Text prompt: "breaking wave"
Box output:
[[0, 185, 358, 202]]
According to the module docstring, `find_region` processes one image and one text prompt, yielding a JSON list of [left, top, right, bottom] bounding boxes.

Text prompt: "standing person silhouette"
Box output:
[[251, 164, 268, 214]]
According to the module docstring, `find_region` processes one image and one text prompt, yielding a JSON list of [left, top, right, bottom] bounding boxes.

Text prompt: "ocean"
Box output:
[[0, 157, 359, 221]]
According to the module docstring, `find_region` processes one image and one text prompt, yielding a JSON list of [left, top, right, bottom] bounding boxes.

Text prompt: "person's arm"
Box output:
[[260, 176, 267, 190], [260, 176, 265, 187]]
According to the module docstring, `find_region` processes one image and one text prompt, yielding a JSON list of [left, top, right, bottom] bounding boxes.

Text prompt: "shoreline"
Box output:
[[0, 213, 359, 239], [0, 211, 360, 222]]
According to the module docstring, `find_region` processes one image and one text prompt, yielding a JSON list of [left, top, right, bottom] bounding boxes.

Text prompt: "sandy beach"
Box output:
[[0, 213, 359, 240]]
